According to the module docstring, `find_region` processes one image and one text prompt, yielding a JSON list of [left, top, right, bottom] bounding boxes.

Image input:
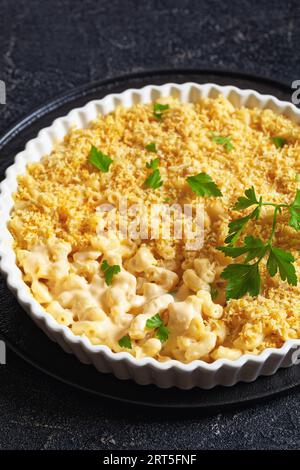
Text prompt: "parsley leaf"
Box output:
[[267, 247, 297, 286], [146, 314, 169, 343], [225, 187, 262, 245], [101, 260, 121, 286], [88, 145, 113, 172], [145, 142, 157, 152], [221, 263, 261, 300], [210, 132, 234, 152], [233, 186, 260, 210], [146, 313, 164, 329], [288, 189, 300, 231], [144, 168, 163, 189], [146, 158, 160, 170], [271, 136, 287, 148], [219, 236, 267, 262], [153, 103, 169, 120], [225, 206, 261, 245], [118, 335, 132, 349], [186, 172, 222, 197], [219, 188, 299, 300], [155, 325, 169, 343]]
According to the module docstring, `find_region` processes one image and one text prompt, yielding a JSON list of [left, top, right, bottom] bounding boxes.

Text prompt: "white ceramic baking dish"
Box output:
[[0, 82, 299, 389]]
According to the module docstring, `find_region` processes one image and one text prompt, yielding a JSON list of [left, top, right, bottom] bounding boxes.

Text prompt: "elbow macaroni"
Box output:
[[15, 236, 300, 363], [16, 237, 230, 362]]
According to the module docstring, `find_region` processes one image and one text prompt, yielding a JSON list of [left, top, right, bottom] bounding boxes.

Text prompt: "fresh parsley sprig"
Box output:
[[186, 172, 222, 197], [210, 132, 234, 152], [218, 187, 300, 300], [144, 159, 163, 189], [88, 145, 113, 172], [225, 187, 262, 245], [146, 158, 160, 170], [144, 169, 163, 189], [145, 142, 157, 153], [146, 313, 164, 329], [101, 260, 121, 286], [288, 189, 300, 230], [271, 136, 287, 148], [155, 325, 169, 343], [118, 335, 132, 349], [146, 313, 169, 343], [153, 103, 169, 120]]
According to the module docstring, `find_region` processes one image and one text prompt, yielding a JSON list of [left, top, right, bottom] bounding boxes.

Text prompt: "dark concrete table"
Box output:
[[0, 0, 299, 450]]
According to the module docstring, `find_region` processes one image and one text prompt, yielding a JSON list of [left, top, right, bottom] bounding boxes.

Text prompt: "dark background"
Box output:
[[0, 0, 299, 450]]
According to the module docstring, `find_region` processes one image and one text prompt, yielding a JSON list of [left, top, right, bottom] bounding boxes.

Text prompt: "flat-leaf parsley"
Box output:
[[146, 158, 160, 170], [88, 145, 113, 172], [186, 172, 222, 197], [271, 136, 287, 148], [218, 187, 299, 300], [156, 325, 169, 343], [118, 335, 132, 349], [146, 313, 164, 329], [153, 103, 169, 120], [145, 142, 157, 152], [210, 132, 234, 152], [146, 313, 169, 343], [144, 156, 163, 190], [101, 260, 121, 286]]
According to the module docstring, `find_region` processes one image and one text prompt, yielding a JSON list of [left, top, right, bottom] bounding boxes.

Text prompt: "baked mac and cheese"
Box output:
[[9, 95, 300, 362]]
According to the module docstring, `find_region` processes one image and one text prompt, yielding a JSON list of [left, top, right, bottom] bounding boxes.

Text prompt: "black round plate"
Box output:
[[1, 69, 299, 409]]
